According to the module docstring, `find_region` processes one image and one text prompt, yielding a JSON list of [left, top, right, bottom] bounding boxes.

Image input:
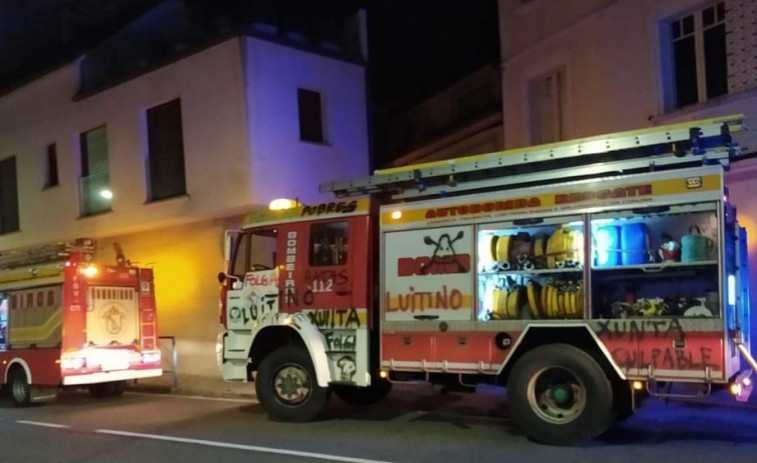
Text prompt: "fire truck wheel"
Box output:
[[332, 379, 392, 406], [256, 346, 330, 422], [9, 369, 32, 407], [89, 381, 125, 398], [507, 344, 613, 445]]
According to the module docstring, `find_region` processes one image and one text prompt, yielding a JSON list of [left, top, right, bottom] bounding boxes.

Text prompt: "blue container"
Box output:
[[621, 223, 650, 265], [594, 225, 620, 267]]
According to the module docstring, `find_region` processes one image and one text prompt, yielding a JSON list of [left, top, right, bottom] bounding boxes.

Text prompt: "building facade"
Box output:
[[498, 0, 757, 324], [384, 65, 503, 167], [0, 13, 369, 386]]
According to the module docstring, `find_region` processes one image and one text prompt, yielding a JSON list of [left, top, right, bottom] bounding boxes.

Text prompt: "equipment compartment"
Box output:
[[476, 216, 585, 321], [589, 204, 721, 319]]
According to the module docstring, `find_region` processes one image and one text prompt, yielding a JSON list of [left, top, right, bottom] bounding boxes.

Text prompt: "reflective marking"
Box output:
[[17, 420, 69, 429], [95, 429, 397, 463]]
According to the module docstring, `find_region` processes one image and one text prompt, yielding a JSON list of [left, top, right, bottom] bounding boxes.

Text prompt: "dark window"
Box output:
[[672, 22, 699, 107], [147, 99, 186, 201], [232, 234, 250, 279], [231, 230, 278, 279], [0, 157, 19, 234], [704, 21, 727, 99], [668, 2, 727, 109], [309, 222, 348, 267], [79, 126, 111, 216], [297, 88, 324, 143], [45, 143, 59, 188]]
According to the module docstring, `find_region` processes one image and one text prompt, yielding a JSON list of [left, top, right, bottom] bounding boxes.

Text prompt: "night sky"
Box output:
[[0, 0, 499, 165]]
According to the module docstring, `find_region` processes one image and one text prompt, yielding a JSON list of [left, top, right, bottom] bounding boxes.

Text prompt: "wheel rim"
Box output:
[[12, 378, 27, 403], [273, 363, 312, 405], [526, 366, 586, 425]]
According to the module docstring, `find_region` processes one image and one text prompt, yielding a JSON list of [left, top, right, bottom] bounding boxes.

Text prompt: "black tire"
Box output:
[[9, 369, 32, 407], [613, 382, 635, 422], [255, 346, 330, 422], [333, 378, 392, 406], [109, 381, 126, 397], [89, 383, 108, 398], [89, 381, 125, 398], [507, 344, 614, 445]]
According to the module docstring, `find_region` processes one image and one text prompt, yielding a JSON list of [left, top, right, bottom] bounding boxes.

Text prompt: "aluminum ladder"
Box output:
[[321, 114, 747, 200]]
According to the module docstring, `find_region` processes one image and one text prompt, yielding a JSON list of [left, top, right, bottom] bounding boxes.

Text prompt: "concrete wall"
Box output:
[[96, 218, 235, 379], [244, 37, 369, 204]]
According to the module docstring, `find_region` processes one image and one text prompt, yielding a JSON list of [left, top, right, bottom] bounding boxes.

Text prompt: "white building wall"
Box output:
[[244, 37, 369, 205], [500, 0, 757, 146], [0, 39, 252, 249]]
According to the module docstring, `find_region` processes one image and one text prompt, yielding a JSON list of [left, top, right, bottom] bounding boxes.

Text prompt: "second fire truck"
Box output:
[[218, 114, 756, 445], [0, 239, 161, 406]]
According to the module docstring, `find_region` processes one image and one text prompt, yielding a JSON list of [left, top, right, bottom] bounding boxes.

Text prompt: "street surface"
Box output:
[[0, 384, 756, 463]]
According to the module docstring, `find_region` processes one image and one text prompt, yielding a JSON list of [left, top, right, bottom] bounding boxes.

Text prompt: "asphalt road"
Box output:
[[0, 384, 756, 463]]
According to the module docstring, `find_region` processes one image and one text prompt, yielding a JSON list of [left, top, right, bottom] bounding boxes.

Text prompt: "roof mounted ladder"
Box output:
[[321, 114, 746, 201], [0, 238, 96, 270]]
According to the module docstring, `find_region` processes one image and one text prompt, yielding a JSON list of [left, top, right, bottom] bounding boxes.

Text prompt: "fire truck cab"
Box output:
[[218, 114, 756, 445], [0, 240, 161, 406]]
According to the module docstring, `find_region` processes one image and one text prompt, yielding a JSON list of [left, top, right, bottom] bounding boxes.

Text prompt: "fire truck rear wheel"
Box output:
[[333, 378, 392, 406], [256, 346, 330, 422], [89, 381, 125, 398], [507, 344, 613, 445], [9, 369, 32, 407]]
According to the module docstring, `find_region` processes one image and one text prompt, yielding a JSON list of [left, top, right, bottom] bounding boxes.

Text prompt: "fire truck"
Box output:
[[218, 114, 756, 445], [0, 239, 161, 406]]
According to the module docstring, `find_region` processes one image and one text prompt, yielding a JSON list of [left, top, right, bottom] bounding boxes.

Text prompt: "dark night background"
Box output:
[[0, 0, 499, 165]]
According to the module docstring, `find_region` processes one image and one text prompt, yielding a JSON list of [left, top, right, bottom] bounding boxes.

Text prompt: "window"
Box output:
[[147, 99, 186, 201], [668, 2, 727, 109], [79, 126, 111, 216], [297, 88, 324, 143], [528, 68, 564, 145], [45, 143, 59, 188], [231, 230, 278, 278], [0, 156, 19, 234], [309, 222, 348, 266]]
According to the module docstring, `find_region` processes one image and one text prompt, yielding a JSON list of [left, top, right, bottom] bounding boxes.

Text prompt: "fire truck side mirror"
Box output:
[[218, 272, 243, 290]]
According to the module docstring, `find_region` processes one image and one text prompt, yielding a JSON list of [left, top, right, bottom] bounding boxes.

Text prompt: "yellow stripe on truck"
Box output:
[[382, 173, 722, 225]]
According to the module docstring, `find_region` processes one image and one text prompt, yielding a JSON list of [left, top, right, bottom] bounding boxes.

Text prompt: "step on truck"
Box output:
[[217, 114, 757, 445], [0, 239, 161, 405]]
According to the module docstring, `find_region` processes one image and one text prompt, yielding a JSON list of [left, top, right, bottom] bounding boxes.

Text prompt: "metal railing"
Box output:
[[159, 336, 179, 389]]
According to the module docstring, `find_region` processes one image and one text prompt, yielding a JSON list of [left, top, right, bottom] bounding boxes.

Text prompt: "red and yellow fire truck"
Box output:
[[218, 114, 756, 445], [0, 239, 161, 406]]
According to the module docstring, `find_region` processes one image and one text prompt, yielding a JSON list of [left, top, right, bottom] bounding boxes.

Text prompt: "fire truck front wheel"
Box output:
[[256, 346, 330, 422], [9, 369, 32, 407], [507, 344, 614, 445]]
